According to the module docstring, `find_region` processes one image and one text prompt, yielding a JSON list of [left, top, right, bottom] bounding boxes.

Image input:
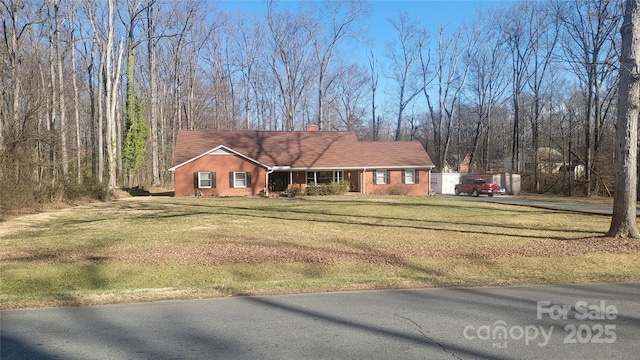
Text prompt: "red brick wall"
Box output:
[[363, 169, 431, 195], [175, 164, 430, 196], [173, 154, 267, 197]]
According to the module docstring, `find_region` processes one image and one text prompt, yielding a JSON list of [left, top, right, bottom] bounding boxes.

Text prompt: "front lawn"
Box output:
[[1, 196, 639, 308]]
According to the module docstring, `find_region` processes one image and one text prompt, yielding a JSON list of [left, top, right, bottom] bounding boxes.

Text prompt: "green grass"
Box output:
[[1, 196, 639, 309]]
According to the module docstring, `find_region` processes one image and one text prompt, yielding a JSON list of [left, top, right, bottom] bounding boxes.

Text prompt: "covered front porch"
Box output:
[[267, 170, 362, 194], [266, 167, 433, 197]]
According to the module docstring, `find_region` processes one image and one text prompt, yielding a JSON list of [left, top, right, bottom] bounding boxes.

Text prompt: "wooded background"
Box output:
[[0, 0, 624, 213]]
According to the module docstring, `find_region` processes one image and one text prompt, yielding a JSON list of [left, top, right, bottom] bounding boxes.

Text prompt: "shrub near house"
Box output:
[[305, 181, 351, 196]]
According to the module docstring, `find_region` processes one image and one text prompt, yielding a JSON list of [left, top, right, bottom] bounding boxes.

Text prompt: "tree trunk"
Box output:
[[54, 3, 69, 182], [101, 0, 123, 190], [368, 51, 378, 140], [97, 58, 104, 184], [147, 3, 160, 186], [511, 92, 520, 173], [70, 10, 82, 184], [48, 13, 57, 183], [607, 0, 640, 238]]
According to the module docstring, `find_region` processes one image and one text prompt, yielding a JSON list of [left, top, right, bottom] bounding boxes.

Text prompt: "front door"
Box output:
[[269, 172, 289, 191]]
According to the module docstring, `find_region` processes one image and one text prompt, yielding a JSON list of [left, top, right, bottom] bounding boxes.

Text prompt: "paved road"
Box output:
[[2, 282, 639, 359], [440, 194, 636, 215]]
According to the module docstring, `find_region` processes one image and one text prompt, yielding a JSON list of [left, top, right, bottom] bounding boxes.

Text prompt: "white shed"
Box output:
[[430, 173, 460, 195]]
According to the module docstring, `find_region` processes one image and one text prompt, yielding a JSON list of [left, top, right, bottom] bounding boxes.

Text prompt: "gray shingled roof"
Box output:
[[170, 130, 434, 170]]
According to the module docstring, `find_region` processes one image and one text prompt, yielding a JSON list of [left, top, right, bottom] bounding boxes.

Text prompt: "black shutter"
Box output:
[[386, 170, 391, 184], [415, 170, 420, 184], [402, 170, 406, 184], [229, 172, 234, 188], [194, 172, 199, 188], [211, 172, 216, 188], [372, 170, 377, 185], [246, 172, 251, 187]]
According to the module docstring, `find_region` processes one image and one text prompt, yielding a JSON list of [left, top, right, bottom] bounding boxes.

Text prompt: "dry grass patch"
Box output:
[[1, 196, 639, 309], [517, 194, 615, 205]]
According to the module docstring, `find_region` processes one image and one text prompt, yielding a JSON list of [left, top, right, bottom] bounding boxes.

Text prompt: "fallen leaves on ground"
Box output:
[[5, 237, 640, 266]]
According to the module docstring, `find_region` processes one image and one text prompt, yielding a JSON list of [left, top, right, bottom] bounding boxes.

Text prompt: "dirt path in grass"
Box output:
[[0, 192, 136, 238], [0, 208, 75, 238]]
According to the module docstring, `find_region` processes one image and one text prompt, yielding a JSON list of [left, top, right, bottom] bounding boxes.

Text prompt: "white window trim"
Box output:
[[233, 172, 248, 188], [198, 172, 213, 188], [306, 171, 317, 185], [375, 169, 387, 185], [404, 169, 415, 184], [306, 171, 343, 185]]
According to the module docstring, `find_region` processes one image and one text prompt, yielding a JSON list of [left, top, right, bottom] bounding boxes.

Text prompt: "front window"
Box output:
[[375, 169, 387, 185], [234, 172, 248, 188], [316, 171, 333, 184], [404, 169, 415, 184], [198, 172, 213, 188], [306, 171, 343, 185]]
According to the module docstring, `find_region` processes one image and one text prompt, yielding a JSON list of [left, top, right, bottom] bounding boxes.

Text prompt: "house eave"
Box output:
[[171, 163, 435, 172]]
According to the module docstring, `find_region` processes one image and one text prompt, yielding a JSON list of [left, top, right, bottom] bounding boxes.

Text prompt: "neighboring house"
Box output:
[[169, 126, 435, 197], [442, 154, 470, 173], [558, 162, 586, 180]]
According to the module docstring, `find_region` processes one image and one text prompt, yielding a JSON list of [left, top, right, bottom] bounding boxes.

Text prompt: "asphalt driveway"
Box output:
[[441, 194, 635, 216]]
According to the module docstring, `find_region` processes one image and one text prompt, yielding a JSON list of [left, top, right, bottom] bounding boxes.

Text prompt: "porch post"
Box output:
[[362, 168, 366, 194]]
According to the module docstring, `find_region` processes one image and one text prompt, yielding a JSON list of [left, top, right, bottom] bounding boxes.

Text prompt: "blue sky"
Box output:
[[217, 0, 506, 46], [216, 0, 511, 114], [364, 1, 503, 64]]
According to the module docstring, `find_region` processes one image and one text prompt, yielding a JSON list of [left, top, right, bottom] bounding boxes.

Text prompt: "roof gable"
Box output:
[[169, 144, 269, 171]]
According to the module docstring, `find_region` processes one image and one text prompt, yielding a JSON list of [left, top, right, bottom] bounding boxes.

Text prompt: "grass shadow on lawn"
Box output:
[[171, 201, 596, 241]]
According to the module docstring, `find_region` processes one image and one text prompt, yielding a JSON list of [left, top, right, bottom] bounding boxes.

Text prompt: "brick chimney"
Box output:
[[306, 124, 319, 132]]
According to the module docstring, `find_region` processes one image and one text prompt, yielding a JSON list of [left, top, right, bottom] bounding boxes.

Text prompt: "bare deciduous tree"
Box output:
[[367, 49, 380, 140], [501, 1, 535, 173], [558, 0, 622, 195], [86, 0, 125, 189], [330, 63, 368, 132], [525, 2, 559, 193], [266, 3, 315, 131], [465, 12, 508, 173], [309, 0, 369, 131], [385, 12, 426, 141], [423, 24, 475, 172], [607, 0, 640, 239]]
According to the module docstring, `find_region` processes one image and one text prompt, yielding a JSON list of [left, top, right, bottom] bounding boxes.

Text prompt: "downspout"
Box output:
[[265, 168, 274, 197]]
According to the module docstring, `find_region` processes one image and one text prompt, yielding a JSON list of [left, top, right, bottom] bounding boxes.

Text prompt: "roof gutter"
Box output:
[[282, 165, 435, 171]]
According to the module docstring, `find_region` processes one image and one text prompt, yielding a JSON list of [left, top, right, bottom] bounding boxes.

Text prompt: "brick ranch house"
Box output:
[[169, 126, 435, 197]]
